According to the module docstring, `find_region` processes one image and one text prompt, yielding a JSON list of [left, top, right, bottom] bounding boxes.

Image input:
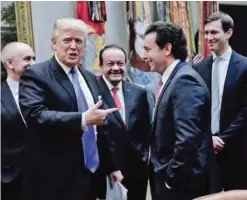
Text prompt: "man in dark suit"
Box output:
[[193, 12, 247, 190], [18, 18, 122, 200], [143, 21, 219, 200], [96, 44, 150, 200], [1, 42, 35, 200]]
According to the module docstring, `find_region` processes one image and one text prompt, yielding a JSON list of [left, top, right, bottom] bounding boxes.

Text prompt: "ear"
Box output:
[[164, 43, 172, 56], [5, 58, 14, 70], [52, 39, 57, 50], [226, 28, 233, 40]]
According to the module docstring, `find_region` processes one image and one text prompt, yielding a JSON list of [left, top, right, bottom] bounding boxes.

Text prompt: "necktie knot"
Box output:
[[70, 67, 77, 75], [112, 87, 118, 94], [213, 56, 222, 64]]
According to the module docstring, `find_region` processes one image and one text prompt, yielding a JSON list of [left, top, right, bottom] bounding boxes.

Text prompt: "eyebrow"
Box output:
[[23, 56, 35, 60]]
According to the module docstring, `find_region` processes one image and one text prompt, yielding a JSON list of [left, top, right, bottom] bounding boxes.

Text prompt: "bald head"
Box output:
[[1, 42, 35, 81]]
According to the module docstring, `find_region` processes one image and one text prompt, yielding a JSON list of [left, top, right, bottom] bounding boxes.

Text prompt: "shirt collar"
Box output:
[[161, 59, 180, 84], [55, 54, 74, 75], [6, 76, 19, 95], [212, 47, 232, 61], [102, 75, 123, 91]]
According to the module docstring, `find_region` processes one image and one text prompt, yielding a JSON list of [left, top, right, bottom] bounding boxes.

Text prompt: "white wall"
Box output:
[[105, 1, 129, 52], [31, 1, 76, 62]]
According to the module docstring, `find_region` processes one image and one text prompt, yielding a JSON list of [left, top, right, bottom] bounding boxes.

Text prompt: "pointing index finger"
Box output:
[[105, 108, 119, 115]]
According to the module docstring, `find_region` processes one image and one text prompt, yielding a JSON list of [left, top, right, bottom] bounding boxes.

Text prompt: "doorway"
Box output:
[[220, 4, 247, 56]]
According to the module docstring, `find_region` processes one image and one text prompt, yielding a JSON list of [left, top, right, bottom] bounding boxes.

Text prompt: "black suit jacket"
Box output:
[[151, 62, 218, 198], [19, 57, 117, 200], [98, 77, 150, 172], [1, 81, 26, 183], [193, 51, 247, 189]]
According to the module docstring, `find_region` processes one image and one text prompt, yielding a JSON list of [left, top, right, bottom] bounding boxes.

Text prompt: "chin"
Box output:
[[150, 66, 156, 72]]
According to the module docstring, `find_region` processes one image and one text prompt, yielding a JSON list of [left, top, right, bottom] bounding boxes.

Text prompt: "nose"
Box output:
[[142, 51, 148, 62], [70, 40, 76, 49], [30, 58, 35, 65], [112, 63, 120, 70], [205, 33, 213, 41]]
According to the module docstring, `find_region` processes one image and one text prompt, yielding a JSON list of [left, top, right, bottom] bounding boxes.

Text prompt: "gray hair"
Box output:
[[51, 18, 89, 43], [1, 42, 31, 67]]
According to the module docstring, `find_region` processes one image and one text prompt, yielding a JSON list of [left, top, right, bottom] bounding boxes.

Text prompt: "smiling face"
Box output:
[[100, 48, 126, 86], [204, 19, 232, 56], [143, 32, 167, 74], [5, 44, 35, 80], [52, 28, 86, 67]]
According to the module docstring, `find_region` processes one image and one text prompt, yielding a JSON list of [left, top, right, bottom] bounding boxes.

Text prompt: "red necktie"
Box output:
[[155, 80, 163, 101], [112, 87, 123, 110]]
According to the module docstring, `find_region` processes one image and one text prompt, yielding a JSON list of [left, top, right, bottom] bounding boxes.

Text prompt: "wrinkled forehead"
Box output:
[[56, 27, 86, 39]]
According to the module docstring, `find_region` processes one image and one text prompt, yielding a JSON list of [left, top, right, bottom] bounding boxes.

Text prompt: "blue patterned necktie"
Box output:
[[70, 68, 99, 172], [211, 57, 221, 134]]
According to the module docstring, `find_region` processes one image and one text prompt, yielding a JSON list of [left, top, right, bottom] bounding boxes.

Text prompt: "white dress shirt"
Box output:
[[212, 47, 232, 108], [160, 59, 181, 92], [7, 77, 19, 108], [102, 75, 126, 121], [55, 55, 96, 133], [6, 77, 26, 124]]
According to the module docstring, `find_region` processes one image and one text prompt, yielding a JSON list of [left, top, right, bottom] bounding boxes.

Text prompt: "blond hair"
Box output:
[[51, 18, 89, 43]]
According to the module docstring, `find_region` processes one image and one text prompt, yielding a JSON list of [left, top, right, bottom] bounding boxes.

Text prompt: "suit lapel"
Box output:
[[1, 81, 25, 124], [222, 51, 238, 99], [98, 77, 125, 126], [51, 57, 77, 104], [152, 62, 185, 129], [155, 62, 185, 111], [123, 81, 134, 130], [203, 56, 213, 93], [78, 67, 99, 103]]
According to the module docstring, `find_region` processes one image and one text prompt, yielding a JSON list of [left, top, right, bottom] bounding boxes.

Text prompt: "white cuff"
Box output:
[[81, 113, 88, 131], [165, 182, 172, 189]]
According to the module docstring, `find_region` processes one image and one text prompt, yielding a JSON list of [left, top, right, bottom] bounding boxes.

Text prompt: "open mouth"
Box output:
[[68, 53, 78, 59]]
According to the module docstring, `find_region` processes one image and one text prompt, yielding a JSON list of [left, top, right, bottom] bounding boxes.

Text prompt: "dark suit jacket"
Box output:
[[1, 81, 26, 183], [151, 62, 218, 198], [98, 77, 150, 170], [193, 51, 247, 189], [19, 57, 118, 200]]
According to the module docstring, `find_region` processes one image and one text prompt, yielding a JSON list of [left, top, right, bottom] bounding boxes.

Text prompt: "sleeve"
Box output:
[[220, 67, 247, 141], [19, 67, 82, 133]]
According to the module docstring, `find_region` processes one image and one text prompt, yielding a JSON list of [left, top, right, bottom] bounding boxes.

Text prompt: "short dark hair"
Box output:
[[99, 44, 127, 65], [204, 11, 234, 32], [144, 21, 188, 61]]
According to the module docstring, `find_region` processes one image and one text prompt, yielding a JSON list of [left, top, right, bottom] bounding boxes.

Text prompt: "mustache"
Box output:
[[108, 69, 124, 74]]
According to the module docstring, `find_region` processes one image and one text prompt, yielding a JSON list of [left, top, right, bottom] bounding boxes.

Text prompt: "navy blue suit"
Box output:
[[19, 57, 118, 200], [193, 51, 247, 190], [151, 62, 219, 200]]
